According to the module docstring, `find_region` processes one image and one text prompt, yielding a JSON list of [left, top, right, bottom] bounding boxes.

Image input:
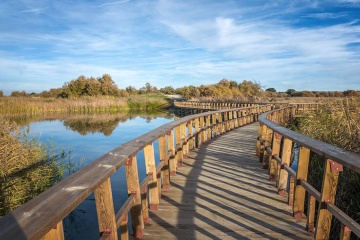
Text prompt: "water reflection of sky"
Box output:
[[24, 112, 174, 239], [28, 115, 173, 166]]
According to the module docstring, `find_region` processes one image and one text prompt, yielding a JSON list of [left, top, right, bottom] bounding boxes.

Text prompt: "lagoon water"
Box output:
[[16, 111, 175, 239]]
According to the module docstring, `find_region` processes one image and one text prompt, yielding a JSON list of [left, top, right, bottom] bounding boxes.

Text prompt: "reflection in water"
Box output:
[[9, 110, 174, 136], [6, 110, 175, 239]]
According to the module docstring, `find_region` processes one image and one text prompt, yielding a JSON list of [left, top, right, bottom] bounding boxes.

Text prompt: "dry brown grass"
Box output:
[[0, 116, 66, 216], [294, 97, 360, 239]]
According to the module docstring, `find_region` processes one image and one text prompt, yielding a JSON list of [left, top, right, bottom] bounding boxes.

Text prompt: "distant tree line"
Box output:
[[1, 75, 359, 100]]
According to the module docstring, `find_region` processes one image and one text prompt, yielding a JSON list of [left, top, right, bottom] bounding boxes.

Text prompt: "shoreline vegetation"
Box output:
[[0, 95, 170, 116], [288, 97, 360, 239]]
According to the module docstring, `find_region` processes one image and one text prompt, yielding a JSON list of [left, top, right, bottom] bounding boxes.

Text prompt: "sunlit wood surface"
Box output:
[[134, 123, 313, 240]]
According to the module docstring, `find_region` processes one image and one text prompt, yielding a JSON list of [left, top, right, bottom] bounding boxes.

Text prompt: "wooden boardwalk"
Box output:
[[137, 123, 313, 240]]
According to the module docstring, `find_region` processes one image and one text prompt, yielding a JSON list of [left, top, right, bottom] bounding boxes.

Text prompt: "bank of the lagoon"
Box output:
[[4, 110, 175, 239]]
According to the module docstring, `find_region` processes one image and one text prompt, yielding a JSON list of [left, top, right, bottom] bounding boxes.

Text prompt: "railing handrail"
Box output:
[[259, 108, 360, 173], [0, 104, 270, 239], [257, 106, 360, 239]]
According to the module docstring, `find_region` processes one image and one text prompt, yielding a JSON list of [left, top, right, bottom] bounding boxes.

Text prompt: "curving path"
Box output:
[[134, 123, 313, 240]]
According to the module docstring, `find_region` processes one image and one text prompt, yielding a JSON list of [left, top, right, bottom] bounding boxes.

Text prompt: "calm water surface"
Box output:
[[15, 110, 175, 239]]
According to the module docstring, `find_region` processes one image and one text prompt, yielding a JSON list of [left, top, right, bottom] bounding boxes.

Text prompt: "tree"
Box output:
[[229, 80, 238, 89], [238, 80, 262, 96], [286, 89, 296, 96], [265, 88, 276, 92], [126, 86, 138, 95], [0, 90, 3, 97], [160, 86, 175, 94], [10, 91, 27, 97]]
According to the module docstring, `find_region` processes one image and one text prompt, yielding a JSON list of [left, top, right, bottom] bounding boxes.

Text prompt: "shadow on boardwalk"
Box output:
[[134, 123, 313, 240]]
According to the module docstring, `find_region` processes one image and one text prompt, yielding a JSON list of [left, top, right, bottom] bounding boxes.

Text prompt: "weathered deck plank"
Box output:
[[134, 123, 313, 240]]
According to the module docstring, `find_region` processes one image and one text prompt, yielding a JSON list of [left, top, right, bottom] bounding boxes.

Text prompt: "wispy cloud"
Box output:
[[91, 0, 131, 8], [20, 8, 45, 14], [0, 0, 359, 94]]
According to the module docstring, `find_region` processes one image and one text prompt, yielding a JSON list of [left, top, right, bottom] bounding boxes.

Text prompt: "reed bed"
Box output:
[[0, 116, 75, 216], [293, 97, 360, 239], [0, 95, 169, 116]]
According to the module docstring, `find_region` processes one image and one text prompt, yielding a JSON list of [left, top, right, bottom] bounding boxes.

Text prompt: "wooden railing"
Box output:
[[257, 106, 360, 240], [0, 105, 271, 240], [174, 100, 319, 114]]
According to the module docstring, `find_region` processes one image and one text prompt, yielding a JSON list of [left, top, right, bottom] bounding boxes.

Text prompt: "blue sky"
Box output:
[[1, 0, 359, 95]]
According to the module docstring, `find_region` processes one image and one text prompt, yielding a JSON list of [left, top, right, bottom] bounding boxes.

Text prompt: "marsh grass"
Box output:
[[293, 97, 360, 238], [0, 116, 79, 216], [0, 95, 169, 116]]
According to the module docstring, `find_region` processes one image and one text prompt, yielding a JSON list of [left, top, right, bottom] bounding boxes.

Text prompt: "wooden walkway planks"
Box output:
[[136, 123, 313, 240]]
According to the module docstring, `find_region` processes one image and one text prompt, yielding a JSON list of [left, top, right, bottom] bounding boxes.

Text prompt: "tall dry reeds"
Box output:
[[294, 97, 360, 239], [0, 95, 169, 116], [0, 116, 73, 216]]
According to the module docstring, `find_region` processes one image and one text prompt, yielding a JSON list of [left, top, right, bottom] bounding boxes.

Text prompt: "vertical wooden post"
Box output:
[[277, 138, 292, 194], [181, 123, 188, 158], [259, 125, 267, 163], [315, 159, 342, 240], [199, 116, 205, 143], [194, 118, 201, 147], [159, 135, 170, 189], [228, 111, 233, 130], [125, 156, 144, 238], [206, 115, 211, 140], [263, 128, 273, 169], [269, 132, 282, 182], [175, 125, 183, 166], [43, 221, 64, 240], [293, 146, 310, 218], [144, 143, 160, 210], [233, 110, 238, 128], [167, 130, 176, 176], [340, 224, 351, 240], [224, 112, 229, 132], [141, 186, 149, 223], [256, 123, 262, 156], [218, 113, 223, 134], [306, 194, 316, 232], [288, 176, 295, 206], [120, 215, 128, 240], [187, 121, 194, 151], [212, 114, 218, 137], [94, 178, 118, 240]]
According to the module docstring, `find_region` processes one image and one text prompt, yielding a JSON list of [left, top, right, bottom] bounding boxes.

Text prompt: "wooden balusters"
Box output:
[[43, 221, 64, 240], [306, 193, 316, 232], [167, 130, 176, 176], [144, 143, 160, 210], [269, 132, 282, 181], [175, 125, 183, 166], [212, 114, 218, 137], [218, 113, 224, 134], [159, 135, 170, 189], [315, 159, 342, 239], [256, 123, 262, 156], [206, 114, 211, 140], [263, 128, 273, 169], [181, 123, 188, 158], [340, 224, 351, 240], [94, 178, 118, 240], [194, 117, 200, 147], [187, 120, 194, 151], [199, 116, 205, 144], [293, 146, 310, 218], [124, 156, 144, 238], [277, 138, 292, 194]]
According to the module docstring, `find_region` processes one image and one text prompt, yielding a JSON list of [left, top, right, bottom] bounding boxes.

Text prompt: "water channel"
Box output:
[[11, 110, 176, 239]]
